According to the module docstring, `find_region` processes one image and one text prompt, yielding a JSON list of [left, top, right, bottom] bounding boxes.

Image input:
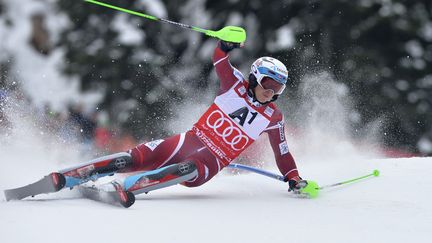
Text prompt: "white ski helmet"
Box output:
[[249, 57, 288, 94]]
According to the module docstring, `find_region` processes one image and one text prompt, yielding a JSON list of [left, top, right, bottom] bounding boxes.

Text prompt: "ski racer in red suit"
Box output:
[[5, 41, 309, 207]]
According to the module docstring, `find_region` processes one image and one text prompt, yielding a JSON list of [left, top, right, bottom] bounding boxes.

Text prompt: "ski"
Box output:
[[4, 172, 66, 201], [78, 181, 135, 208]]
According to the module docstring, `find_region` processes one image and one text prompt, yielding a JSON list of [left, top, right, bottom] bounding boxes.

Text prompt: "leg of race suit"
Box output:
[[5, 131, 205, 201], [130, 131, 225, 191], [181, 147, 225, 188], [3, 152, 133, 201], [66, 132, 194, 196], [48, 131, 222, 198], [59, 152, 133, 188], [122, 161, 198, 195], [124, 130, 226, 195]]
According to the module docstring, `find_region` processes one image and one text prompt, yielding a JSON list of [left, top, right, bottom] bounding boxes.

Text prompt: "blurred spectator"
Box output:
[[108, 128, 137, 153], [94, 126, 112, 150], [65, 104, 97, 145], [94, 111, 113, 151], [93, 111, 138, 153]]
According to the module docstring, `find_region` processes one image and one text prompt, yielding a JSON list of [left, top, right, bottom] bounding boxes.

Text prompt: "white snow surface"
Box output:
[[1, 144, 431, 243]]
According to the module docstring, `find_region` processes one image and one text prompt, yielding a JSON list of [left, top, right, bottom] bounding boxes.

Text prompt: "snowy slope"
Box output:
[[1, 156, 431, 243], [1, 73, 430, 242], [1, 1, 430, 242]]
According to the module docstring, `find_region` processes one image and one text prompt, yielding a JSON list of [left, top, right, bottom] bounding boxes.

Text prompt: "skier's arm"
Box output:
[[212, 41, 243, 93], [264, 112, 301, 182]]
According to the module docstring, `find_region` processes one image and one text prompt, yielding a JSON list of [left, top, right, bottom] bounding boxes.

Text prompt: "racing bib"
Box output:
[[193, 82, 273, 165]]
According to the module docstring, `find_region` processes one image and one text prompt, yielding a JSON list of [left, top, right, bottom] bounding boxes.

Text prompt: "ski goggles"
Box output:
[[257, 77, 286, 95], [257, 67, 287, 85]]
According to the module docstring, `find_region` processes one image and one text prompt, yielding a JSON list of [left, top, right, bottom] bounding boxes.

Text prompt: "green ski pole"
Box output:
[[85, 0, 246, 43], [228, 163, 380, 198], [300, 169, 380, 198], [318, 169, 380, 190]]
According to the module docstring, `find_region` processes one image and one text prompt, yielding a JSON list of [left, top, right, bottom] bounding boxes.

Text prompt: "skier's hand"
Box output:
[[219, 40, 243, 53], [288, 179, 320, 198], [288, 179, 308, 193]]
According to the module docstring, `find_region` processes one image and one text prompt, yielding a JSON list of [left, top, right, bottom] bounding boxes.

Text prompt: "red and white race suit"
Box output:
[[128, 42, 300, 187]]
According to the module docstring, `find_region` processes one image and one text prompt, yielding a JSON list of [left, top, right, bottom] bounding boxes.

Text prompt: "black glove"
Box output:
[[288, 179, 308, 193], [219, 41, 242, 53]]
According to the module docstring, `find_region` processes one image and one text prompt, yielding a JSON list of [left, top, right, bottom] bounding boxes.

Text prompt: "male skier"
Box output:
[[5, 41, 310, 207]]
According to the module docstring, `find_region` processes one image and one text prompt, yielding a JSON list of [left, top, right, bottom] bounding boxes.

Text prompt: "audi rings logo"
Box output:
[[206, 110, 249, 151]]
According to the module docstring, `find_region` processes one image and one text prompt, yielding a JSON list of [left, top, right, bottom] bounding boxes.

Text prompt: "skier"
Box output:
[[5, 40, 311, 207]]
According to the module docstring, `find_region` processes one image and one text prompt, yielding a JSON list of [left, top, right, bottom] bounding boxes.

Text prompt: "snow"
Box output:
[[136, 0, 167, 18], [0, 102, 431, 243], [418, 137, 432, 154], [2, 83, 429, 243], [1, 152, 431, 243], [112, 14, 145, 45], [266, 24, 295, 52]]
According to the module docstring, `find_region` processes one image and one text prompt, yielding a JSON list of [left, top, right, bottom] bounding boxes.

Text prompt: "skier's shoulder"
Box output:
[[267, 103, 284, 123], [269, 102, 282, 116]]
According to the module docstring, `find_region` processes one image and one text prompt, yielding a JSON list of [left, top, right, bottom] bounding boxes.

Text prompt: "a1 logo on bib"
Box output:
[[228, 107, 258, 127]]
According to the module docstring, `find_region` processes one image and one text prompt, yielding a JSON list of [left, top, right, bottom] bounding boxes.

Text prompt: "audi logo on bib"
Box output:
[[206, 110, 249, 151]]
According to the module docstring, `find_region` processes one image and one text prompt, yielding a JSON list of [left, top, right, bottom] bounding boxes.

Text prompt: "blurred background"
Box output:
[[0, 0, 431, 161]]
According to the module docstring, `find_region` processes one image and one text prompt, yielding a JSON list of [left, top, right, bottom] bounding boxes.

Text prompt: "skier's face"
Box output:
[[254, 84, 275, 103], [254, 77, 284, 103]]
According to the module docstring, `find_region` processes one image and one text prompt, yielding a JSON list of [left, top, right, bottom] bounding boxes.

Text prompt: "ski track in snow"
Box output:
[[1, 157, 431, 243]]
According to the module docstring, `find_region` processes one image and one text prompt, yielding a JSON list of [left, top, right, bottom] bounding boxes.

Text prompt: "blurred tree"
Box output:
[[55, 0, 432, 154], [57, 0, 213, 140]]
